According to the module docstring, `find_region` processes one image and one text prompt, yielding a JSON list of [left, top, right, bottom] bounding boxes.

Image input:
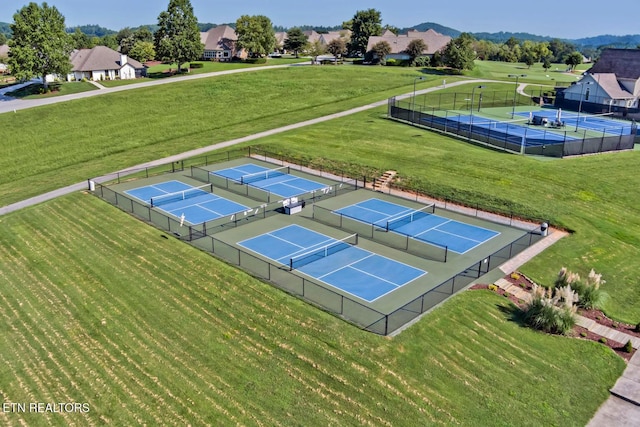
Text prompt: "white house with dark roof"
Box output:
[[65, 45, 145, 81], [366, 29, 451, 61], [200, 25, 244, 61], [560, 49, 640, 113]]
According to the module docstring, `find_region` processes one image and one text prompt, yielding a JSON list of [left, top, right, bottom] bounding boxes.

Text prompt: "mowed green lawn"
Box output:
[[0, 66, 465, 206], [252, 105, 640, 322], [0, 193, 624, 426]]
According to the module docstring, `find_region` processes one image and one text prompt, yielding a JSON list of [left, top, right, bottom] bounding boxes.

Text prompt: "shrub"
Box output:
[[414, 56, 430, 67], [521, 285, 577, 335], [580, 332, 587, 337], [488, 284, 498, 292], [635, 323, 640, 333], [243, 58, 267, 64], [385, 58, 396, 66], [555, 267, 607, 310], [624, 340, 634, 353], [190, 62, 204, 69], [510, 272, 521, 280], [599, 337, 607, 344], [352, 59, 364, 65], [504, 292, 510, 298]]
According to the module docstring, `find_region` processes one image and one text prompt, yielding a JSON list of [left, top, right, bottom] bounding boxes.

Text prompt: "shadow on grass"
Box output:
[[6, 82, 61, 98], [497, 302, 528, 328]]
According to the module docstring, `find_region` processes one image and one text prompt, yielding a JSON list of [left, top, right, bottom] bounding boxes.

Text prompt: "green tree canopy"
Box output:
[[564, 51, 584, 70], [128, 41, 155, 63], [371, 40, 391, 65], [235, 15, 276, 58], [405, 39, 427, 66], [283, 27, 307, 58], [348, 9, 382, 57], [327, 37, 347, 61], [71, 28, 93, 49], [154, 0, 203, 72], [442, 33, 476, 71], [8, 2, 72, 90], [0, 33, 7, 45]]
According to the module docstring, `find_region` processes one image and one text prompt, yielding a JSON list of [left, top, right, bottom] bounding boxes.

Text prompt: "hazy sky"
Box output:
[[1, 0, 637, 40]]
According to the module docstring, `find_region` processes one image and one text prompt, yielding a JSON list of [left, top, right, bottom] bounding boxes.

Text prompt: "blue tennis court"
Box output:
[[443, 114, 574, 144], [238, 224, 426, 302], [516, 110, 634, 135], [335, 199, 500, 254], [212, 164, 329, 198], [125, 180, 250, 224]]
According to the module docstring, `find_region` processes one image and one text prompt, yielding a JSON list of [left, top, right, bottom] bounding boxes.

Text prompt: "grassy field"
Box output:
[[2, 63, 637, 424], [0, 66, 467, 205], [5, 81, 97, 98], [99, 58, 310, 88], [0, 193, 624, 426], [467, 60, 589, 85], [250, 103, 640, 323]]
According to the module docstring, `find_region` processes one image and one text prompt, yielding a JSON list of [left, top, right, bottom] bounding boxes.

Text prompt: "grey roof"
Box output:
[[319, 30, 351, 45], [589, 49, 640, 80], [366, 29, 451, 55], [592, 73, 635, 99], [70, 46, 144, 72], [200, 25, 237, 52]]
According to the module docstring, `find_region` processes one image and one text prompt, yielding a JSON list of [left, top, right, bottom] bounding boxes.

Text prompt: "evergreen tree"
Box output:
[[8, 2, 72, 90], [154, 0, 203, 72], [283, 27, 307, 58]]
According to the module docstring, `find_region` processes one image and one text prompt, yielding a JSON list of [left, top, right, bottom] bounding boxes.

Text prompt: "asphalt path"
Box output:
[[0, 74, 484, 216]]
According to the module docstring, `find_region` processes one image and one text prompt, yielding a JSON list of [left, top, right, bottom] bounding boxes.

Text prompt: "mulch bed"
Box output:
[[471, 273, 637, 362]]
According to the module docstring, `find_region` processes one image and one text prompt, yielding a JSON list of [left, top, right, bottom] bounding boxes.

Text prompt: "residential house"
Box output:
[[200, 25, 244, 61], [65, 46, 146, 81], [0, 44, 9, 74], [366, 29, 451, 61], [557, 49, 640, 115]]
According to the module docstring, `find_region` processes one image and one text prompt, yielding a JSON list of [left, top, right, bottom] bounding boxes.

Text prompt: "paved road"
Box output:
[[0, 78, 484, 216]]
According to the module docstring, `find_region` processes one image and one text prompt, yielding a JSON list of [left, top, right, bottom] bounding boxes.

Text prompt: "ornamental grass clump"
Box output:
[[522, 284, 577, 335], [555, 267, 608, 310]]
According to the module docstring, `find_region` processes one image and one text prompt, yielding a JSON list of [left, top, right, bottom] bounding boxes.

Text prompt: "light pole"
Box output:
[[468, 85, 485, 140], [508, 74, 527, 118], [575, 81, 593, 131], [412, 76, 425, 123], [469, 85, 485, 123]]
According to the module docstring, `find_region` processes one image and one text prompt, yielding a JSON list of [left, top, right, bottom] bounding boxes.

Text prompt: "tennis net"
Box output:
[[386, 204, 436, 231], [240, 166, 290, 184], [150, 183, 213, 207], [289, 234, 358, 271]]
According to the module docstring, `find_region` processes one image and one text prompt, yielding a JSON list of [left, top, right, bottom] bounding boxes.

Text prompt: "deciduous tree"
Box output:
[[564, 51, 584, 70], [129, 41, 155, 63], [405, 39, 427, 66], [327, 38, 347, 62], [348, 9, 382, 57], [154, 0, 203, 72], [8, 2, 72, 90], [442, 33, 476, 71], [371, 40, 391, 65], [235, 15, 276, 58]]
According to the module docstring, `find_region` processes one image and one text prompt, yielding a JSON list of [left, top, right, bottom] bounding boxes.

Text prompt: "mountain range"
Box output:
[[1, 20, 639, 49]]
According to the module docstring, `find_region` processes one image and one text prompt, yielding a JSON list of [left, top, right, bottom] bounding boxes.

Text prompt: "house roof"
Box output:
[[366, 29, 451, 55], [589, 48, 640, 80], [0, 44, 9, 57], [319, 30, 351, 45], [274, 32, 287, 47], [200, 25, 237, 52], [592, 73, 635, 99], [303, 30, 322, 44], [70, 46, 144, 72]]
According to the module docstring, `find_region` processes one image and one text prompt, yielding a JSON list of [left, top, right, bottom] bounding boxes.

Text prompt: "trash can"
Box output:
[[540, 222, 548, 237]]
